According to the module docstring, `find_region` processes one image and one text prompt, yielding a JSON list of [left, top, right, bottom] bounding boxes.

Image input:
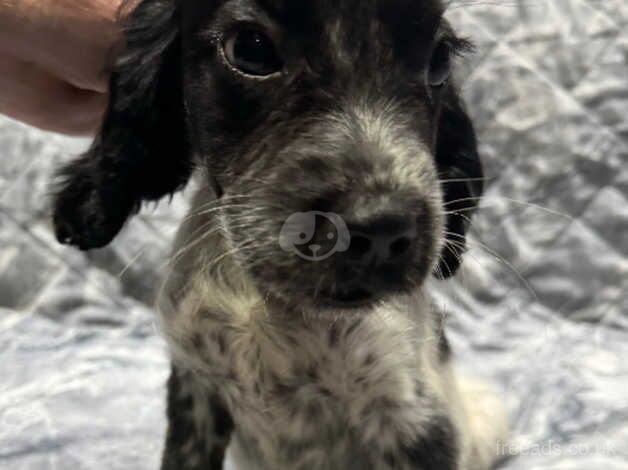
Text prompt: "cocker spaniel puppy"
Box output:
[[52, 0, 507, 469]]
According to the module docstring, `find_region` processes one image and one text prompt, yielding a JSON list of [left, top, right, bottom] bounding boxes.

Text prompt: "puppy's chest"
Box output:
[[174, 303, 437, 431], [161, 285, 446, 468], [226, 326, 395, 455], [185, 310, 422, 406]]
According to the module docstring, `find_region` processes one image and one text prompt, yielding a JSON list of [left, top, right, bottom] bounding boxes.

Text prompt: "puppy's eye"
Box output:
[[427, 41, 453, 88], [223, 28, 282, 76]]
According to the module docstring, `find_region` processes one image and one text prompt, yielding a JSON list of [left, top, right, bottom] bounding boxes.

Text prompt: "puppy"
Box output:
[[52, 0, 507, 469]]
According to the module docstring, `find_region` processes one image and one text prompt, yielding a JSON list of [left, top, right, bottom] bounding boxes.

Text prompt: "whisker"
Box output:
[[438, 175, 495, 185], [204, 239, 268, 273], [443, 196, 575, 223], [164, 214, 261, 272], [443, 210, 475, 227], [444, 231, 539, 302], [118, 248, 146, 279], [437, 243, 460, 279], [445, 0, 529, 10], [180, 202, 261, 224], [181, 193, 252, 213]]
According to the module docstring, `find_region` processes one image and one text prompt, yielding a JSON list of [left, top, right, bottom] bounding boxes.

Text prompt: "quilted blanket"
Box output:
[[1, 1, 626, 469]]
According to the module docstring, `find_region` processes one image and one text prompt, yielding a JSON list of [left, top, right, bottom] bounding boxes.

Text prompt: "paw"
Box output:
[[53, 171, 137, 250]]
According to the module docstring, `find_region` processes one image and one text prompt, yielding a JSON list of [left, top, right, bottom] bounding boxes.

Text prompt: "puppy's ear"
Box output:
[[434, 87, 484, 278], [53, 0, 191, 250]]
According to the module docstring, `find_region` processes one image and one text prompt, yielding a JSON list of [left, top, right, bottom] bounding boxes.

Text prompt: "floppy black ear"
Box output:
[[434, 86, 484, 278], [53, 0, 191, 250]]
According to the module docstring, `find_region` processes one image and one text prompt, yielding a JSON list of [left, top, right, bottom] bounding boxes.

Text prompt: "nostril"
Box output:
[[348, 235, 372, 258], [390, 237, 412, 257], [344, 214, 418, 265]]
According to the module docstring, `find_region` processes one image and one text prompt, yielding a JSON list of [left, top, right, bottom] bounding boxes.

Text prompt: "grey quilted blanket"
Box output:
[[1, 1, 627, 469]]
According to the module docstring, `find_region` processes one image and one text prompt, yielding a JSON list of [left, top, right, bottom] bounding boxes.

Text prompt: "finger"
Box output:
[[0, 0, 123, 92], [0, 54, 107, 135]]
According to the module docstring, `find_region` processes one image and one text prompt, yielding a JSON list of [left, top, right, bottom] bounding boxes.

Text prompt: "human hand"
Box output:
[[0, 0, 123, 135]]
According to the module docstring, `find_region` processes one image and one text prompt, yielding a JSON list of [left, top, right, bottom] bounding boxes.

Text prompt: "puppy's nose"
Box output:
[[345, 215, 418, 266]]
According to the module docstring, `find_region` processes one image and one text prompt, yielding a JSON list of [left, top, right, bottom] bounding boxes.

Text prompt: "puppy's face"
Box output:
[[53, 0, 483, 311], [178, 0, 471, 309]]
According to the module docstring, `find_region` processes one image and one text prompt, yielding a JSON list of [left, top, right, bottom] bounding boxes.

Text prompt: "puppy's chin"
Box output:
[[264, 292, 379, 320], [258, 277, 419, 319]]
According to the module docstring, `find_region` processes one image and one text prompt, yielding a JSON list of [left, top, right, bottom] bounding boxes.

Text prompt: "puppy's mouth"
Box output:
[[309, 273, 412, 310], [319, 287, 375, 308]]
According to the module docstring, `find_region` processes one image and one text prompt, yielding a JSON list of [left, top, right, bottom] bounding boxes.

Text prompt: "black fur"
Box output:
[[435, 86, 484, 277], [52, 0, 482, 274], [53, 0, 191, 249], [50, 1, 487, 467], [403, 416, 459, 470], [161, 368, 233, 470]]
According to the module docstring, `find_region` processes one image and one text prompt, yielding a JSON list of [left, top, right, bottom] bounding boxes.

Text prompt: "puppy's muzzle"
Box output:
[[290, 193, 428, 307]]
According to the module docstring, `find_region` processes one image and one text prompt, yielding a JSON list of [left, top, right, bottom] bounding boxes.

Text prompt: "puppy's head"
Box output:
[[54, 0, 483, 309]]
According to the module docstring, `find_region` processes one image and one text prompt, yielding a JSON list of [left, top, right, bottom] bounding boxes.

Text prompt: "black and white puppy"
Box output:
[[52, 0, 507, 469]]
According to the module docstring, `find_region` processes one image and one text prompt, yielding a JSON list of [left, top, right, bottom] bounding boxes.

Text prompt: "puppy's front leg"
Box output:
[[373, 417, 460, 470], [161, 367, 233, 470], [402, 422, 459, 470]]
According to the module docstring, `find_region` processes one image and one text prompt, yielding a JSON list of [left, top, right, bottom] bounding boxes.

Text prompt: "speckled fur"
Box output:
[[152, 0, 506, 468], [157, 185, 507, 470], [51, 0, 508, 468]]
